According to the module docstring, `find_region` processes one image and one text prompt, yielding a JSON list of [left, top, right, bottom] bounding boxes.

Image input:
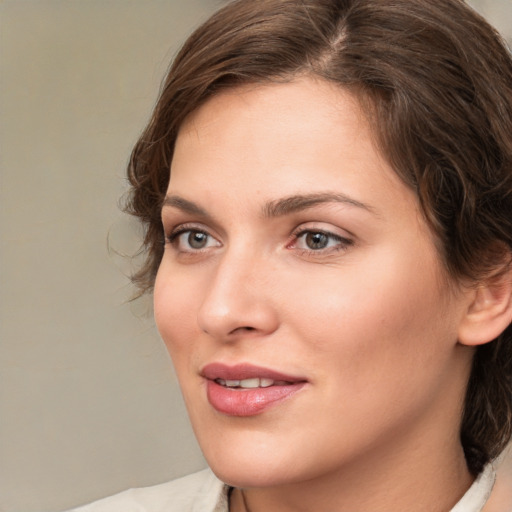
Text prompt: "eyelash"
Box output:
[[289, 228, 353, 255], [166, 224, 218, 252], [164, 224, 353, 256]]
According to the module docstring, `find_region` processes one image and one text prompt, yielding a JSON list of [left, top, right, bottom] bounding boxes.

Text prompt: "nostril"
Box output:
[[230, 326, 256, 334]]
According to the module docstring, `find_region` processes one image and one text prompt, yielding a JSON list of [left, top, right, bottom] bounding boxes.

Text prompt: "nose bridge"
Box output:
[[197, 243, 277, 338]]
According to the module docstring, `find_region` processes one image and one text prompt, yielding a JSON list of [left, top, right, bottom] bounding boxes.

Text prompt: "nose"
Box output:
[[197, 250, 279, 340]]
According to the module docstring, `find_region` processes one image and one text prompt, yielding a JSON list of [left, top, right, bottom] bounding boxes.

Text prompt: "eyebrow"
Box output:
[[263, 192, 377, 217], [162, 192, 376, 219], [162, 195, 210, 217]]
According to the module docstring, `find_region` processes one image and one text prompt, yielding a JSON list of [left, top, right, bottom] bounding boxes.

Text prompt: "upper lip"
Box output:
[[201, 363, 307, 383]]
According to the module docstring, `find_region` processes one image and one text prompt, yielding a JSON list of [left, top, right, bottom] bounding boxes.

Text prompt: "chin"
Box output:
[[210, 465, 278, 489], [194, 430, 288, 487], [198, 428, 329, 489], [207, 457, 302, 489]]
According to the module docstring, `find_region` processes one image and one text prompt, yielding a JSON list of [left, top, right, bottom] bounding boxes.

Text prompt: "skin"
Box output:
[[154, 77, 479, 512]]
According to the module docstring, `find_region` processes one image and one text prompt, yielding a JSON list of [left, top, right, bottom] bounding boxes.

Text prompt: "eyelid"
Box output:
[[164, 220, 213, 239], [165, 222, 222, 252], [167, 222, 205, 240], [288, 224, 354, 253], [162, 208, 225, 239], [290, 222, 353, 241]]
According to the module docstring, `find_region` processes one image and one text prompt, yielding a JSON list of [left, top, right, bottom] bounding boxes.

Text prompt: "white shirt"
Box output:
[[68, 464, 497, 512]]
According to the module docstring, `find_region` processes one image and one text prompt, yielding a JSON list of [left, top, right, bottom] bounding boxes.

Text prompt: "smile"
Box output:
[[202, 364, 307, 416], [215, 378, 292, 388]]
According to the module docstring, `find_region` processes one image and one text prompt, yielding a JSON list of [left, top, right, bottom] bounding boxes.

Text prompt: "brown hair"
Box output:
[[125, 0, 512, 475]]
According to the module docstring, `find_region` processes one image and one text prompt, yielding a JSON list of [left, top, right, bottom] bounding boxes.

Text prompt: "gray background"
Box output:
[[1, 1, 511, 511]]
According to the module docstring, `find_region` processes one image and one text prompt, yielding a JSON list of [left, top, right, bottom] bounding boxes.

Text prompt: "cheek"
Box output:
[[153, 262, 201, 363], [288, 247, 455, 394]]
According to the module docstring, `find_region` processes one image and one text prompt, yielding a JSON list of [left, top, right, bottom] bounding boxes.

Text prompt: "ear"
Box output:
[[458, 265, 512, 346]]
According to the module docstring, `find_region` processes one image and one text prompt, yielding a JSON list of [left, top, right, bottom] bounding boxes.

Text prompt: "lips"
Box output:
[[201, 363, 307, 416]]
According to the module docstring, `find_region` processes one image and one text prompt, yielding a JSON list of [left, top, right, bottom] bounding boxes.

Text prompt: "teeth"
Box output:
[[216, 378, 276, 388], [240, 378, 260, 388]]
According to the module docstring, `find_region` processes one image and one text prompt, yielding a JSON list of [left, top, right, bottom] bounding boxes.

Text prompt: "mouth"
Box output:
[[201, 363, 307, 416], [215, 377, 295, 388]]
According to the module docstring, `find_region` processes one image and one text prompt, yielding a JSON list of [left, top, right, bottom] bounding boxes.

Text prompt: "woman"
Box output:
[[72, 0, 512, 510]]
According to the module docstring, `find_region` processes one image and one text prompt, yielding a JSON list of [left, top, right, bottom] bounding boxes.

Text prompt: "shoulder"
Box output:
[[68, 469, 229, 512]]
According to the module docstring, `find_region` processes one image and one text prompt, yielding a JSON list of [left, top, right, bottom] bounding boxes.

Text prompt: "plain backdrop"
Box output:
[[1, 1, 511, 511]]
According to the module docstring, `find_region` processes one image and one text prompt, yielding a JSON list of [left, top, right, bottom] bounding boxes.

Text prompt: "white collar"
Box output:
[[449, 464, 496, 512]]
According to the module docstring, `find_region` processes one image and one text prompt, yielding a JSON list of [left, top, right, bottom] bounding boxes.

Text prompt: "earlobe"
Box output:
[[458, 267, 512, 346]]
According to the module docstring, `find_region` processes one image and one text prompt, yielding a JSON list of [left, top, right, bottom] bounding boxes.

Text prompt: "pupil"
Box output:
[[189, 232, 207, 249], [306, 232, 328, 249]]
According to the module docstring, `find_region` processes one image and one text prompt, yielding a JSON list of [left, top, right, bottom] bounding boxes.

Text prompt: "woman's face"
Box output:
[[154, 78, 473, 488]]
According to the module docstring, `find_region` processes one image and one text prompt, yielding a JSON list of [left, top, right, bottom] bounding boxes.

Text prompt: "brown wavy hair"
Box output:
[[125, 0, 512, 475]]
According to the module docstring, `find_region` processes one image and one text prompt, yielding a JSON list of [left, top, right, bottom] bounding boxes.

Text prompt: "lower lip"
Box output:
[[206, 380, 306, 416]]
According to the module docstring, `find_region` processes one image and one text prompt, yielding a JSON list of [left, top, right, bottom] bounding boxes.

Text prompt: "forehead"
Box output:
[[170, 78, 390, 194], [177, 78, 369, 146]]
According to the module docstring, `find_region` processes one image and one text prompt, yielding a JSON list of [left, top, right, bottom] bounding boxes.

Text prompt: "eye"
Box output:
[[167, 227, 220, 252], [292, 229, 352, 253], [300, 232, 331, 250]]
